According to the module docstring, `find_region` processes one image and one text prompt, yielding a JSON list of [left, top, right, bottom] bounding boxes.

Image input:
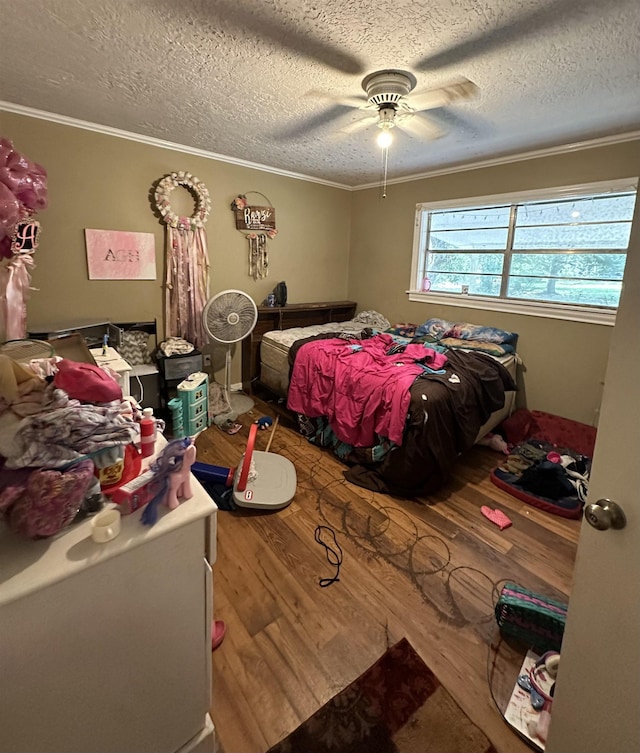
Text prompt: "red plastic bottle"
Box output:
[[140, 412, 156, 458]]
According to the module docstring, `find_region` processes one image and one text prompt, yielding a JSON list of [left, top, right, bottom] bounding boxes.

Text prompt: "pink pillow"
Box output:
[[54, 359, 122, 403], [7, 459, 95, 538]]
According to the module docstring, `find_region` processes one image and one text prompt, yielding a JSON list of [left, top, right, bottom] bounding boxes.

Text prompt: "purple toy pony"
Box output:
[[141, 437, 197, 526]]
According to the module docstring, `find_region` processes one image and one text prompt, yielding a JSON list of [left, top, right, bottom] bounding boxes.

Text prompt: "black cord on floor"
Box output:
[[314, 525, 343, 587]]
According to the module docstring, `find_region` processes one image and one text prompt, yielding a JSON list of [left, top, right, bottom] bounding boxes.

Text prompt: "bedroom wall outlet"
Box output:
[[203, 354, 212, 367], [461, 285, 469, 295]]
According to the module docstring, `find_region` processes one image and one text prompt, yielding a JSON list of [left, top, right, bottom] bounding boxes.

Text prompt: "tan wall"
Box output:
[[2, 111, 351, 382], [3, 110, 638, 423], [348, 140, 640, 425]]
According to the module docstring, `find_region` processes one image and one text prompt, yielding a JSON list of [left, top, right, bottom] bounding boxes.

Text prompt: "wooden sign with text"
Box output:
[[235, 205, 276, 231]]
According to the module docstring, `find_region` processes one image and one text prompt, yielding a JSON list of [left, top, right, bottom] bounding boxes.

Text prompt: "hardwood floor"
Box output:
[[196, 399, 580, 753]]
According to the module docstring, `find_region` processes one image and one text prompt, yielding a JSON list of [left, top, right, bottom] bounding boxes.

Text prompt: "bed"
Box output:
[[257, 313, 518, 497]]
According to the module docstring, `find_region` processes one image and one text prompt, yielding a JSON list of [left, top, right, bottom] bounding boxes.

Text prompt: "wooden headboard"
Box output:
[[241, 300, 357, 393]]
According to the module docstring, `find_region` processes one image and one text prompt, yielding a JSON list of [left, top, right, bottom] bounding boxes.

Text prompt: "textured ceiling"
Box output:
[[1, 0, 639, 186]]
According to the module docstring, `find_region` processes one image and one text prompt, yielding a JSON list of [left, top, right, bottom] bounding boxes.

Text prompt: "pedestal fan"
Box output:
[[202, 289, 258, 414], [0, 339, 55, 362]]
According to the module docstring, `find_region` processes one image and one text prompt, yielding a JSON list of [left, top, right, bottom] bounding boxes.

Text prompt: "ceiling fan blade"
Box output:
[[408, 78, 479, 112], [339, 114, 379, 134], [413, 0, 606, 71], [273, 104, 348, 140], [155, 0, 365, 75], [429, 107, 489, 138], [396, 113, 445, 141], [306, 90, 371, 110]]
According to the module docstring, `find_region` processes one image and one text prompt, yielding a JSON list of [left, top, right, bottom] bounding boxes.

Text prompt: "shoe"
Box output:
[[220, 419, 242, 435], [211, 619, 226, 651]]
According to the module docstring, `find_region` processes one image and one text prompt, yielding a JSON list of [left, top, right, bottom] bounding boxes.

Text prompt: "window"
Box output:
[[410, 180, 637, 323]]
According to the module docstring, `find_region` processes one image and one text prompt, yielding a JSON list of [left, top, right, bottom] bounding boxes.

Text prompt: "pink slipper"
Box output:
[[480, 506, 512, 530], [211, 619, 226, 651]]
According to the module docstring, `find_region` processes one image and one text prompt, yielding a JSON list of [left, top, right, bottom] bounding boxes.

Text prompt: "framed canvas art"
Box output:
[[85, 229, 156, 280]]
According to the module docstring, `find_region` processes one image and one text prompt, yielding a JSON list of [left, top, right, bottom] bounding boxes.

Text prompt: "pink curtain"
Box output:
[[164, 226, 210, 349]]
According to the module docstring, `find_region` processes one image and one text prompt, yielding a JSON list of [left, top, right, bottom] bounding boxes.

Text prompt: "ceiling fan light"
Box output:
[[377, 128, 393, 148]]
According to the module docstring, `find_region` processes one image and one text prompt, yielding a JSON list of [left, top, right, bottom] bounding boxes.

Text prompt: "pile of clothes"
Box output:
[[497, 439, 590, 502], [0, 354, 140, 538], [490, 407, 595, 519]]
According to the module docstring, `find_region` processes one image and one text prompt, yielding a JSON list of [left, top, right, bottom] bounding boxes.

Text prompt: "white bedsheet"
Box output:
[[260, 320, 370, 396]]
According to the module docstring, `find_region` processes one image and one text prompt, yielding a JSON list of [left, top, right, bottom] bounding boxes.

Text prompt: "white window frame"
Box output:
[[408, 178, 638, 326]]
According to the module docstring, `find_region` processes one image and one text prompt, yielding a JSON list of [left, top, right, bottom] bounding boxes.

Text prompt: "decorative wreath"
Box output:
[[154, 171, 211, 230]]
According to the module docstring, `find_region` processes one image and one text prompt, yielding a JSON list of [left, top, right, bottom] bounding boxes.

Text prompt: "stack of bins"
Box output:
[[168, 397, 184, 437], [177, 372, 210, 436]]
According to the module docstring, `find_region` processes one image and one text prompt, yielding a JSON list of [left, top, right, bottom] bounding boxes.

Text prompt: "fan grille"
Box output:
[[369, 92, 403, 106], [203, 290, 258, 344], [0, 339, 55, 362]]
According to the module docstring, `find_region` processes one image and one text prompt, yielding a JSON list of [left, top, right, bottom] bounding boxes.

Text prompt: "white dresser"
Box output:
[[0, 456, 217, 753]]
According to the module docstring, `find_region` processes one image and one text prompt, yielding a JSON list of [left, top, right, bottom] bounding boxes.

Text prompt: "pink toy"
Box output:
[[140, 437, 197, 526], [165, 444, 196, 510], [480, 505, 513, 530], [111, 438, 197, 524]]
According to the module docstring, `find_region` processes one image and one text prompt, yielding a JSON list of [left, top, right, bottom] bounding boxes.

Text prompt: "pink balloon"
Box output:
[[0, 138, 48, 213], [15, 169, 48, 212], [0, 234, 12, 260], [0, 181, 21, 230], [0, 137, 15, 167], [0, 158, 29, 195]]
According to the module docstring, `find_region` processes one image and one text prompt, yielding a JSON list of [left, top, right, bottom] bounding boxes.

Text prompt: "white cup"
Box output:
[[91, 509, 121, 543]]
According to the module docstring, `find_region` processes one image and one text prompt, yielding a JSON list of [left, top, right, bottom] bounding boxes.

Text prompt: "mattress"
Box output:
[[260, 322, 518, 440], [260, 320, 369, 397]]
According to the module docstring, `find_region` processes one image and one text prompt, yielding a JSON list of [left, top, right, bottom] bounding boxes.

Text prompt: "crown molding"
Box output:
[[0, 101, 351, 191], [3, 100, 639, 191], [354, 130, 640, 191]]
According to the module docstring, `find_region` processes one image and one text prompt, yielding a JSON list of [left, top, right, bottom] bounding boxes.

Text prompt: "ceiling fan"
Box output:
[[316, 69, 478, 144]]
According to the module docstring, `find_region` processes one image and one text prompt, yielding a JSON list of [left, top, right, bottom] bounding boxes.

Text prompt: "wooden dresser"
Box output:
[[242, 300, 357, 392]]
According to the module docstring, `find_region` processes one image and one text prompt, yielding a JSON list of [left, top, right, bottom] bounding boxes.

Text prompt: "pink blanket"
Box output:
[[287, 334, 447, 446]]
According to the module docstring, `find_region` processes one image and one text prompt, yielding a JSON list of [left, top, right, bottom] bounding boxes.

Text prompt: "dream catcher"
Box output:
[[152, 171, 211, 349], [247, 232, 268, 281], [230, 192, 277, 281]]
